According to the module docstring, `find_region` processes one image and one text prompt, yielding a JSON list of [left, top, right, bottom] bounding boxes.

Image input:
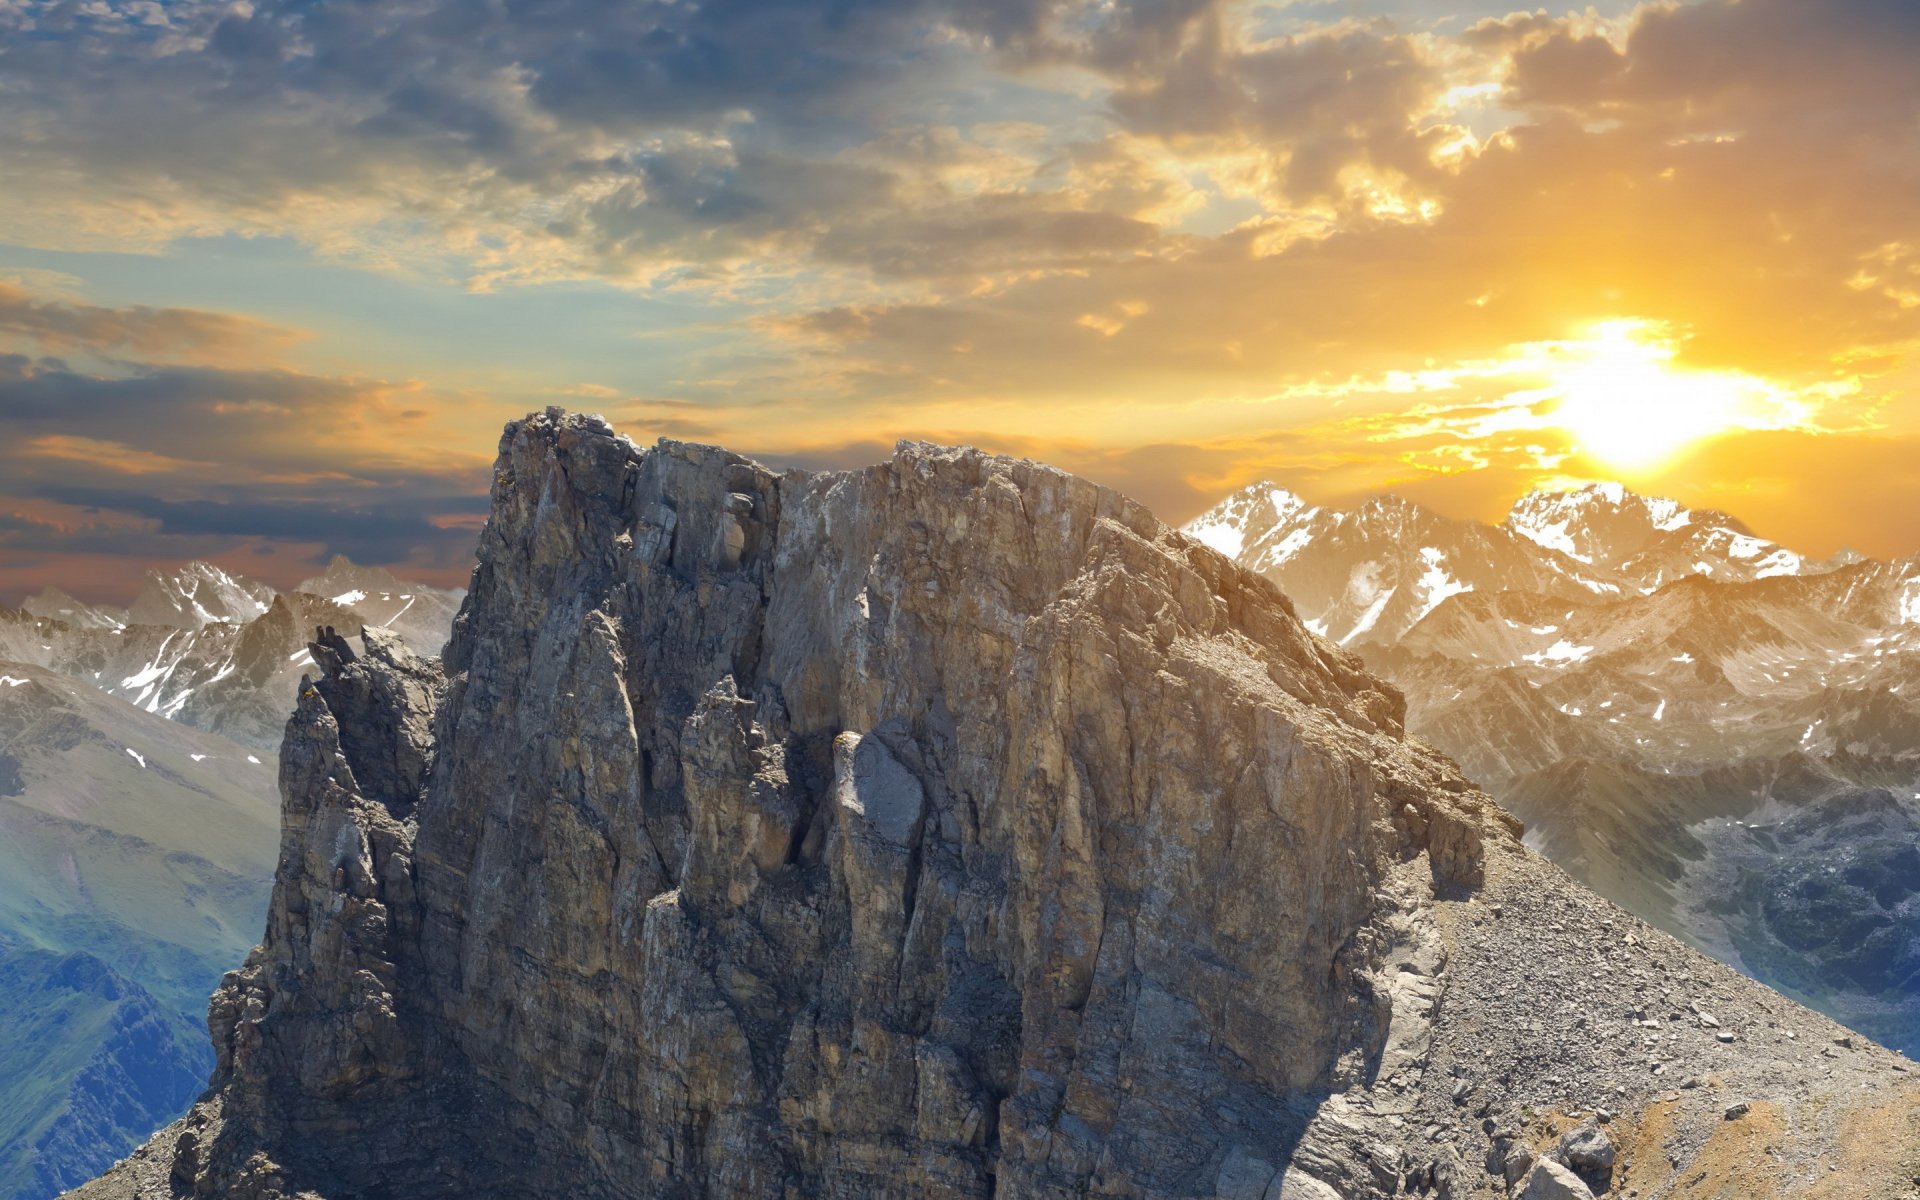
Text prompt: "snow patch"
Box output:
[[1523, 639, 1595, 666], [1256, 526, 1315, 569], [0, 675, 25, 688], [1342, 587, 1395, 645], [190, 753, 208, 762], [125, 748, 146, 769], [379, 595, 417, 627], [247, 754, 262, 765], [1899, 581, 1920, 624], [1185, 519, 1245, 560], [1514, 516, 1580, 558], [1413, 547, 1473, 621], [1338, 561, 1393, 644], [333, 589, 369, 605], [1649, 497, 1691, 532]]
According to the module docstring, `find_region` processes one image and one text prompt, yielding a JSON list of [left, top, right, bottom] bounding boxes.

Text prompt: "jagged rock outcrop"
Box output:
[[72, 412, 1920, 1200], [1191, 479, 1920, 1058]]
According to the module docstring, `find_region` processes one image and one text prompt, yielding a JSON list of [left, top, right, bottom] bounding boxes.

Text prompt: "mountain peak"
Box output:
[[127, 562, 275, 629], [1507, 480, 1687, 542], [1503, 481, 1800, 585], [19, 585, 128, 630], [1183, 476, 1836, 646], [1183, 481, 1309, 559], [74, 410, 1920, 1200]]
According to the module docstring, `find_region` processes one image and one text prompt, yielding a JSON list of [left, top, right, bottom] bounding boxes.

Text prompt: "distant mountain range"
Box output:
[[0, 559, 463, 1200], [1186, 480, 1920, 1055], [1186, 480, 1859, 647], [2, 558, 461, 750]]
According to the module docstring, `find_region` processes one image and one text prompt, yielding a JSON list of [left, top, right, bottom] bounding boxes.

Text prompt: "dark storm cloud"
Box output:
[[0, 354, 444, 468]]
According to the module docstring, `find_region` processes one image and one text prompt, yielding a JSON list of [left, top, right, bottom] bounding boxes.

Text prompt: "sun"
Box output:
[[1542, 319, 1795, 474]]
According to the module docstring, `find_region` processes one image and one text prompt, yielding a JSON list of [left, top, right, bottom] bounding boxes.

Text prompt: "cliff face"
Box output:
[[73, 411, 1920, 1200]]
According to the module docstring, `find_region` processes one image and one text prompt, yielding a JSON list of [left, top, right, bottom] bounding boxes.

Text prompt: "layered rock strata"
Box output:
[[73, 411, 1918, 1200]]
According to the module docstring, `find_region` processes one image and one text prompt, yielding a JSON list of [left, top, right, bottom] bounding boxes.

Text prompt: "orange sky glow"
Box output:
[[1, 0, 1917, 602]]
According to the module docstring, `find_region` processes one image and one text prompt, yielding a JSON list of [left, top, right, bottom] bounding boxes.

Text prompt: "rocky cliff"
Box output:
[[74, 412, 1919, 1200]]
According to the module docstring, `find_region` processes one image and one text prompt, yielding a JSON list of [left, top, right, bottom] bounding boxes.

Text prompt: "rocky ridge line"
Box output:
[[71, 411, 1919, 1199]]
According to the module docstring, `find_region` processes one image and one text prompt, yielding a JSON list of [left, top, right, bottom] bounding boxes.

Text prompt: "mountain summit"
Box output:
[[75, 412, 1919, 1200], [126, 563, 276, 630], [1, 561, 462, 750], [1185, 480, 1825, 646], [1503, 482, 1807, 587]]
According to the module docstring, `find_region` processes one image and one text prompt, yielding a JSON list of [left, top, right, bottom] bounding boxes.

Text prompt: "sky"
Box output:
[[2, 0, 1918, 603]]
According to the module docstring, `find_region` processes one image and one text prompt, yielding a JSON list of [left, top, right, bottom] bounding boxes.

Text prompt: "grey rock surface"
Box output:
[[1519, 1160, 1594, 1200], [68, 412, 1920, 1200], [1186, 478, 1920, 1058], [1555, 1119, 1614, 1171]]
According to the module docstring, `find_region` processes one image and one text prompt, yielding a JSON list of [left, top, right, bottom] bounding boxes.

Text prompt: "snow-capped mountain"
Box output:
[[1377, 556, 1920, 785], [126, 562, 276, 629], [1189, 486, 1586, 646], [295, 556, 462, 655], [22, 563, 280, 632], [1504, 482, 1823, 590], [1184, 480, 1834, 646], [18, 587, 126, 631], [1187, 478, 1920, 1055], [0, 560, 463, 749]]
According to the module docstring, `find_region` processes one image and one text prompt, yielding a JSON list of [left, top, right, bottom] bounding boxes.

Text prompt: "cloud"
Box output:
[[1108, 19, 1449, 206], [0, 301, 507, 602], [726, 0, 1920, 425], [1504, 0, 1920, 117], [2, 0, 1920, 584], [0, 0, 1210, 285], [0, 283, 301, 364]]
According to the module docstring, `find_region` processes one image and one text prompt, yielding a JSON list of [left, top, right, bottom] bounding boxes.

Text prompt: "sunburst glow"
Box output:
[[1541, 319, 1811, 473]]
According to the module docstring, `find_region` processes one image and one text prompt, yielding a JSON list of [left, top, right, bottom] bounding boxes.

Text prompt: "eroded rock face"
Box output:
[[88, 412, 1495, 1198], [70, 411, 1920, 1200]]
